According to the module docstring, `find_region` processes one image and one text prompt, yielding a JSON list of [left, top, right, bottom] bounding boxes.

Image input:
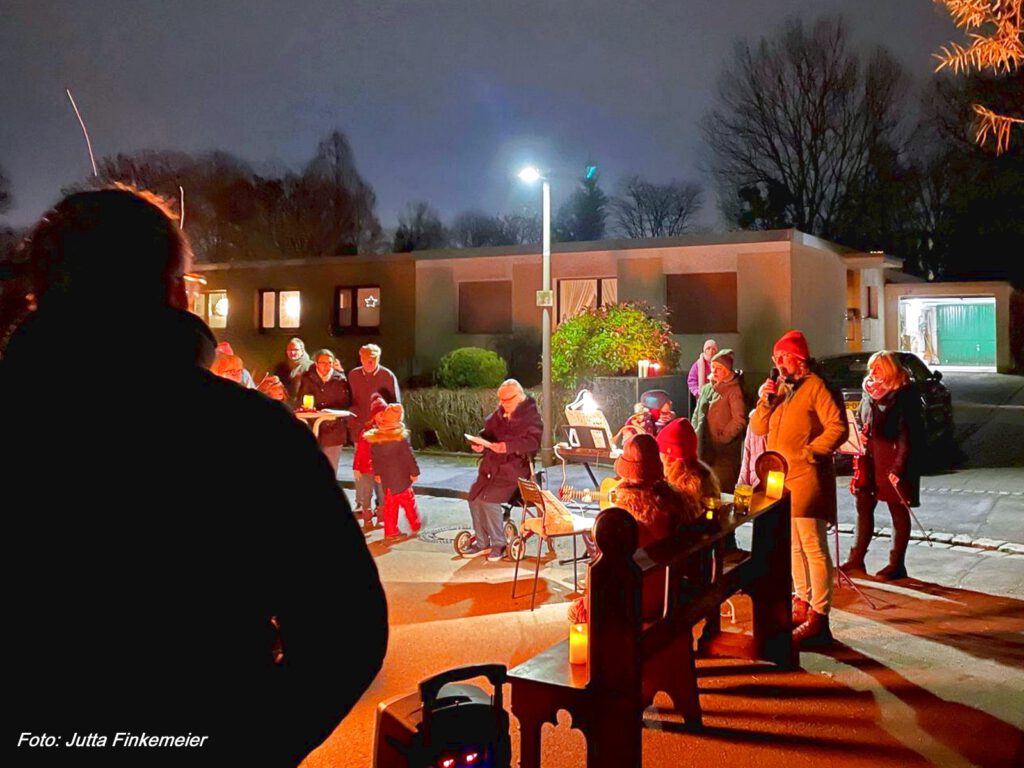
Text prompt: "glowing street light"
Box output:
[[518, 165, 553, 465]]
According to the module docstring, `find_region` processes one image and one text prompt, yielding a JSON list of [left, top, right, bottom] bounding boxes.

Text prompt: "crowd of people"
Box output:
[[1, 185, 930, 764]]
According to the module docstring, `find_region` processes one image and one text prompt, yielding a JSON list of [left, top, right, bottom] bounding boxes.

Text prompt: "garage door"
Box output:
[[937, 302, 996, 366]]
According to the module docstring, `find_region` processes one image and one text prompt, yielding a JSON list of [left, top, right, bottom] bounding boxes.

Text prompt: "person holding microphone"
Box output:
[[751, 331, 847, 647]]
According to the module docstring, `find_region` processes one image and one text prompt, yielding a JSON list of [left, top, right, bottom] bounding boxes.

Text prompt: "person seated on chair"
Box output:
[[465, 379, 543, 562], [613, 402, 655, 447], [571, 434, 698, 623]]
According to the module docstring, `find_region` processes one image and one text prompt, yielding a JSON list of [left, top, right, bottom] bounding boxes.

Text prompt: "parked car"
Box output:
[[816, 351, 955, 469]]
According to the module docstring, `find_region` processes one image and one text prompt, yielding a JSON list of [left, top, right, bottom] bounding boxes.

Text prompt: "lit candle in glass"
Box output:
[[569, 623, 588, 665], [766, 470, 785, 499], [302, 395, 315, 410]]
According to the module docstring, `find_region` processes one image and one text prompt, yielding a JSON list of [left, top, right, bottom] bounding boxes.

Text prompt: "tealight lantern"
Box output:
[[650, 362, 661, 376], [766, 470, 785, 499], [569, 623, 588, 665], [637, 359, 650, 378], [302, 394, 315, 410], [703, 495, 721, 521]]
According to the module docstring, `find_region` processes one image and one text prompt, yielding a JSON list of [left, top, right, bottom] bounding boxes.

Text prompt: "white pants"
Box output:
[[792, 518, 833, 616]]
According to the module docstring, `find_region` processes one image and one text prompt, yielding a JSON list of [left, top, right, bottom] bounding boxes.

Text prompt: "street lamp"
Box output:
[[518, 165, 553, 465]]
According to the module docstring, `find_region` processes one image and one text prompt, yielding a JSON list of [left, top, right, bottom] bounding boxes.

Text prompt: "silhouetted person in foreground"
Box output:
[[0, 188, 387, 767]]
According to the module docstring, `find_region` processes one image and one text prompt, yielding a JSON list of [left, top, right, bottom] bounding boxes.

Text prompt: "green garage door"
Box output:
[[937, 302, 996, 366]]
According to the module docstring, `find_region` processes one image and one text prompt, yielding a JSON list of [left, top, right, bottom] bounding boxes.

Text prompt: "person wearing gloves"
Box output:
[[751, 330, 846, 647]]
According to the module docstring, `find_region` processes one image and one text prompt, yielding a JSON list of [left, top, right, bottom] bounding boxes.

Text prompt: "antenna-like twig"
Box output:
[[65, 88, 98, 178], [179, 185, 186, 230]]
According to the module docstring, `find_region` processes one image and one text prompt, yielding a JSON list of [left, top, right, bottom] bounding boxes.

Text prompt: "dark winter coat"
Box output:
[[468, 396, 543, 503], [347, 364, 400, 442], [858, 384, 924, 507], [1, 300, 388, 768], [295, 368, 352, 447], [693, 374, 748, 493], [365, 428, 420, 494]]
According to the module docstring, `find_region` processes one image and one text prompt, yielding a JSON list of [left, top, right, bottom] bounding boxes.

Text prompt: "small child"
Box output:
[[365, 403, 421, 540], [353, 394, 388, 530], [654, 400, 676, 434]]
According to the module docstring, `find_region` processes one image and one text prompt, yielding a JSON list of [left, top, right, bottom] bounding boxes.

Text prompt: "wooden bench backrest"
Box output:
[[586, 494, 790, 696]]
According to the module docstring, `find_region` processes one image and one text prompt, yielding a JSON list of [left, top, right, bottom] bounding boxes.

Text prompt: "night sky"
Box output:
[[0, 1, 959, 231]]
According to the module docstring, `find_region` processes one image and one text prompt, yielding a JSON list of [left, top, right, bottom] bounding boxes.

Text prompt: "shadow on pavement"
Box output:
[[833, 579, 1024, 668], [820, 643, 1024, 768]]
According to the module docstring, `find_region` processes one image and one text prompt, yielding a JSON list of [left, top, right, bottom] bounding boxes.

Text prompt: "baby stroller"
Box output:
[[453, 466, 546, 558]]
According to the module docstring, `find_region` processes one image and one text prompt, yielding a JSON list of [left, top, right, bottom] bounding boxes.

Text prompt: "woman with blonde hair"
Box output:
[[844, 351, 925, 580]]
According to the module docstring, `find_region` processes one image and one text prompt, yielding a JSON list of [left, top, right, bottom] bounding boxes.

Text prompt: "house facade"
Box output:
[[189, 230, 905, 385]]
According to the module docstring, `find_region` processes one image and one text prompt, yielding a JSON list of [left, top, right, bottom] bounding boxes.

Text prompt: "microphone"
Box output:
[[767, 367, 780, 405]]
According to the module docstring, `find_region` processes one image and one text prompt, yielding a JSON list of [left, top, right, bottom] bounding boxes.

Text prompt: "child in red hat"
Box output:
[[365, 403, 421, 540]]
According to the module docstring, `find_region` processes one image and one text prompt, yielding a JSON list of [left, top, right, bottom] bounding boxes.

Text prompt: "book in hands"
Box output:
[[464, 433, 495, 449]]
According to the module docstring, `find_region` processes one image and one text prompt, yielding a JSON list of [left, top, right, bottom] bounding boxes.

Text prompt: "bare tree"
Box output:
[[497, 212, 542, 245], [449, 210, 510, 247], [0, 162, 11, 216], [702, 16, 907, 240], [612, 176, 704, 238], [393, 202, 448, 252]]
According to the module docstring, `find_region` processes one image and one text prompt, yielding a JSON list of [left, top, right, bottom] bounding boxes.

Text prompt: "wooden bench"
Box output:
[[508, 492, 794, 768]]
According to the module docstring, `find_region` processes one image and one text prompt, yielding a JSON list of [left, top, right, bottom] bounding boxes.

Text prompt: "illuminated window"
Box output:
[[334, 286, 381, 333], [259, 290, 302, 330], [557, 277, 617, 323], [194, 290, 228, 329]]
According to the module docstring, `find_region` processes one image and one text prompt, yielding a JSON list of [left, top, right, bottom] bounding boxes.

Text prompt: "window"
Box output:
[[193, 290, 228, 329], [557, 277, 617, 323], [866, 286, 879, 319], [334, 286, 381, 333], [259, 290, 301, 330], [665, 273, 737, 333], [459, 281, 512, 333]]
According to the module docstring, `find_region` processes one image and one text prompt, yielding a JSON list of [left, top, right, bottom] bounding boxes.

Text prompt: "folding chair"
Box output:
[[511, 478, 594, 610]]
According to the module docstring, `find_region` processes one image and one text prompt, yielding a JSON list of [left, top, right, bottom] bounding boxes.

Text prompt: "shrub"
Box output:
[[551, 302, 681, 386], [402, 386, 575, 451], [436, 347, 508, 389]]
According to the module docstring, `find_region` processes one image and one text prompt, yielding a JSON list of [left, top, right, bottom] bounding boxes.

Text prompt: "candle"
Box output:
[[302, 395, 315, 410], [766, 470, 785, 499], [569, 623, 588, 665], [637, 359, 650, 378]]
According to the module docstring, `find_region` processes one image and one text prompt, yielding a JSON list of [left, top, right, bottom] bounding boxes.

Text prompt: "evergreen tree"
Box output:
[[555, 169, 608, 242]]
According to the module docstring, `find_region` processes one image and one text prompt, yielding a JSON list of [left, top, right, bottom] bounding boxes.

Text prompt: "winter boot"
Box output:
[[792, 596, 810, 626], [876, 553, 908, 580], [840, 548, 867, 573], [793, 610, 833, 647]]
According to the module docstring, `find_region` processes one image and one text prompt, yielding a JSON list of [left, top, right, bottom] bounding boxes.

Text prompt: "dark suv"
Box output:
[[816, 351, 955, 463]]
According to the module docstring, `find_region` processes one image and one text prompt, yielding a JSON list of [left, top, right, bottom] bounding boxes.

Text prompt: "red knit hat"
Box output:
[[773, 330, 810, 361], [374, 403, 405, 431], [369, 393, 388, 418], [614, 434, 664, 484], [656, 417, 698, 462]]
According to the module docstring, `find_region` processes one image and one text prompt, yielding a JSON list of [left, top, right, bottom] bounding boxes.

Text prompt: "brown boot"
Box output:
[[793, 610, 833, 647], [792, 596, 810, 626], [840, 548, 867, 573]]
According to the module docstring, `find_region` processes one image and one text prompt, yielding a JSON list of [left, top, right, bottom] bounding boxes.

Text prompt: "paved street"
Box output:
[[312, 372, 1023, 768]]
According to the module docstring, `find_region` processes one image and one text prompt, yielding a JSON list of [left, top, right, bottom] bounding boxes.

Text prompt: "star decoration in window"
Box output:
[[364, 294, 380, 308]]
